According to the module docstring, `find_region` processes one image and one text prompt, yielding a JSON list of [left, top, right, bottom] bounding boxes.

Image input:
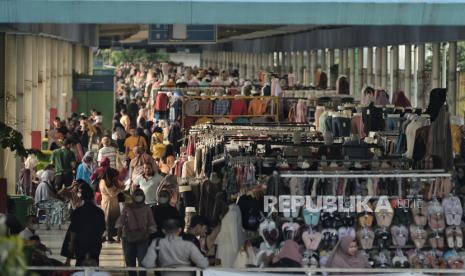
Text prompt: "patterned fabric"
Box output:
[[36, 199, 69, 228], [213, 99, 230, 115], [198, 100, 213, 115]]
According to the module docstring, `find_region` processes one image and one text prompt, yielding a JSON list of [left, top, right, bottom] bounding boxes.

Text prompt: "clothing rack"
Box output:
[[279, 170, 451, 179]]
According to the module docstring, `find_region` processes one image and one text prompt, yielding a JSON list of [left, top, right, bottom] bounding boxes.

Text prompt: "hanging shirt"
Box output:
[[230, 99, 248, 118], [248, 99, 267, 115], [185, 100, 200, 116], [213, 99, 230, 115], [155, 93, 169, 112]]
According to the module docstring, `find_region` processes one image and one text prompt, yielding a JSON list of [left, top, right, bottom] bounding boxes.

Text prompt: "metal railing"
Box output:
[[26, 266, 465, 275]]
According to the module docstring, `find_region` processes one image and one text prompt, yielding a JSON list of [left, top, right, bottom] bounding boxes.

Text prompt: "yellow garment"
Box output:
[[451, 125, 462, 155], [124, 136, 147, 160], [314, 70, 321, 87], [152, 143, 167, 159], [248, 99, 267, 115], [195, 117, 213, 125], [215, 117, 233, 124]]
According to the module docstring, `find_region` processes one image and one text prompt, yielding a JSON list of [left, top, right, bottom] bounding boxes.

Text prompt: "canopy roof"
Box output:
[[2, 0, 465, 25]]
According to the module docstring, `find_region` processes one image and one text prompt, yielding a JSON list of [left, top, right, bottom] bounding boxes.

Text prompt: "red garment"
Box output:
[[155, 93, 169, 112], [230, 99, 248, 119]]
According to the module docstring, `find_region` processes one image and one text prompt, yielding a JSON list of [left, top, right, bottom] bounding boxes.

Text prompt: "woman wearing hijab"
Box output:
[[270, 240, 303, 268], [34, 169, 57, 203], [113, 114, 127, 153], [76, 151, 96, 185], [116, 189, 156, 276], [326, 236, 370, 270]]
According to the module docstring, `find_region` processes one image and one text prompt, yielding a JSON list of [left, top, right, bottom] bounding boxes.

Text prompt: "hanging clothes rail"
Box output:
[[279, 170, 451, 179]]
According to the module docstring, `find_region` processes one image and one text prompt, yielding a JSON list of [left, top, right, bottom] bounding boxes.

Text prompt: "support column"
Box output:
[[310, 50, 317, 85], [321, 49, 327, 75], [73, 44, 82, 74], [375, 47, 382, 88], [37, 38, 46, 133], [348, 48, 355, 96], [4, 35, 18, 193], [343, 49, 349, 77], [404, 44, 412, 101], [338, 48, 344, 77], [367, 47, 373, 85], [296, 51, 303, 85], [442, 44, 448, 89], [432, 43, 441, 88], [417, 44, 426, 108], [448, 41, 457, 115], [51, 40, 58, 110], [45, 39, 52, 127], [57, 41, 64, 118], [381, 46, 388, 89], [0, 33, 5, 181], [87, 47, 93, 74], [23, 36, 33, 149], [356, 48, 363, 98], [31, 37, 39, 135], [391, 45, 399, 96], [328, 49, 335, 88]]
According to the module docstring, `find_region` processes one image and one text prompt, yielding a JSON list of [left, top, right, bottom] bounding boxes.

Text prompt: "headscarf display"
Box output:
[[392, 90, 412, 108], [272, 240, 303, 266], [375, 90, 390, 106], [326, 236, 369, 268]]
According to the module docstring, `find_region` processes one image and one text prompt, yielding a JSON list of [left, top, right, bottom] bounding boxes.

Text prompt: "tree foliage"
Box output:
[[97, 49, 169, 66], [0, 122, 42, 158]]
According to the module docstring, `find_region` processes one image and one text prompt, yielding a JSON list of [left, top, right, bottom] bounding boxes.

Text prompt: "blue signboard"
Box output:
[[149, 24, 216, 44]]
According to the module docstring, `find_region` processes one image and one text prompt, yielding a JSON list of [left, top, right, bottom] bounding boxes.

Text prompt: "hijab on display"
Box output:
[[302, 230, 322, 251], [321, 229, 339, 250], [410, 224, 427, 249], [446, 226, 463, 248], [303, 208, 320, 227], [356, 227, 375, 250], [375, 89, 390, 106], [338, 227, 356, 239], [326, 236, 369, 268], [374, 250, 391, 268], [391, 225, 409, 246], [392, 249, 410, 268], [412, 203, 428, 226], [442, 195, 463, 226], [282, 222, 300, 241], [392, 90, 412, 107], [425, 88, 447, 122], [428, 199, 446, 232], [272, 240, 303, 267], [374, 199, 394, 228], [444, 250, 464, 268], [375, 227, 392, 249], [258, 218, 279, 247]]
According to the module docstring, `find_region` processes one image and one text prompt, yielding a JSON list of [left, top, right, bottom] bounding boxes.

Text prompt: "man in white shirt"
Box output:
[[142, 219, 208, 276], [20, 215, 38, 240], [133, 163, 163, 205]]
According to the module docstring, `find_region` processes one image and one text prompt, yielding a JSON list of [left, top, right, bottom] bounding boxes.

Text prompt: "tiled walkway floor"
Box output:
[[37, 223, 127, 275]]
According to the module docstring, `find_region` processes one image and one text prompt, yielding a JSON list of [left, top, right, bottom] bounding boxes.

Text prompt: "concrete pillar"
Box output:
[[296, 51, 303, 85], [87, 47, 93, 74], [356, 48, 364, 98], [4, 35, 18, 193], [310, 50, 317, 85], [343, 49, 349, 77], [381, 46, 388, 89], [448, 41, 457, 115], [0, 33, 5, 181], [432, 43, 441, 88], [16, 36, 25, 136], [417, 44, 426, 108], [57, 41, 64, 118], [404, 44, 412, 100], [23, 36, 33, 149], [338, 49, 344, 77], [73, 44, 82, 74], [328, 49, 335, 88], [31, 37, 39, 134], [247, 53, 253, 80], [375, 47, 382, 88], [442, 44, 448, 89], [391, 45, 399, 96], [51, 40, 58, 110], [45, 39, 52, 127], [348, 48, 355, 96], [63, 42, 69, 117], [367, 47, 373, 85], [37, 37, 46, 133]]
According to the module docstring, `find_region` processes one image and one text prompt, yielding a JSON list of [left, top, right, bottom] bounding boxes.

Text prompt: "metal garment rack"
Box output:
[[279, 170, 451, 179]]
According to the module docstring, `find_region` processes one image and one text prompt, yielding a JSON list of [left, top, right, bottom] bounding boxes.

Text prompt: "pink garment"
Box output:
[[375, 90, 390, 106], [295, 100, 307, 123], [273, 240, 303, 266]]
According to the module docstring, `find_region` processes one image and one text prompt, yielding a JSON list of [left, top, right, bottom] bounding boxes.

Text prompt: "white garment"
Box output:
[[19, 227, 35, 240], [98, 146, 117, 169], [289, 177, 305, 195], [181, 160, 195, 179], [405, 117, 429, 159], [215, 204, 247, 268], [134, 174, 163, 205], [34, 181, 54, 203]]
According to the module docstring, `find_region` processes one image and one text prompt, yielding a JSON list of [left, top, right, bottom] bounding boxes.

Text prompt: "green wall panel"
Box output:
[[74, 90, 114, 133]]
